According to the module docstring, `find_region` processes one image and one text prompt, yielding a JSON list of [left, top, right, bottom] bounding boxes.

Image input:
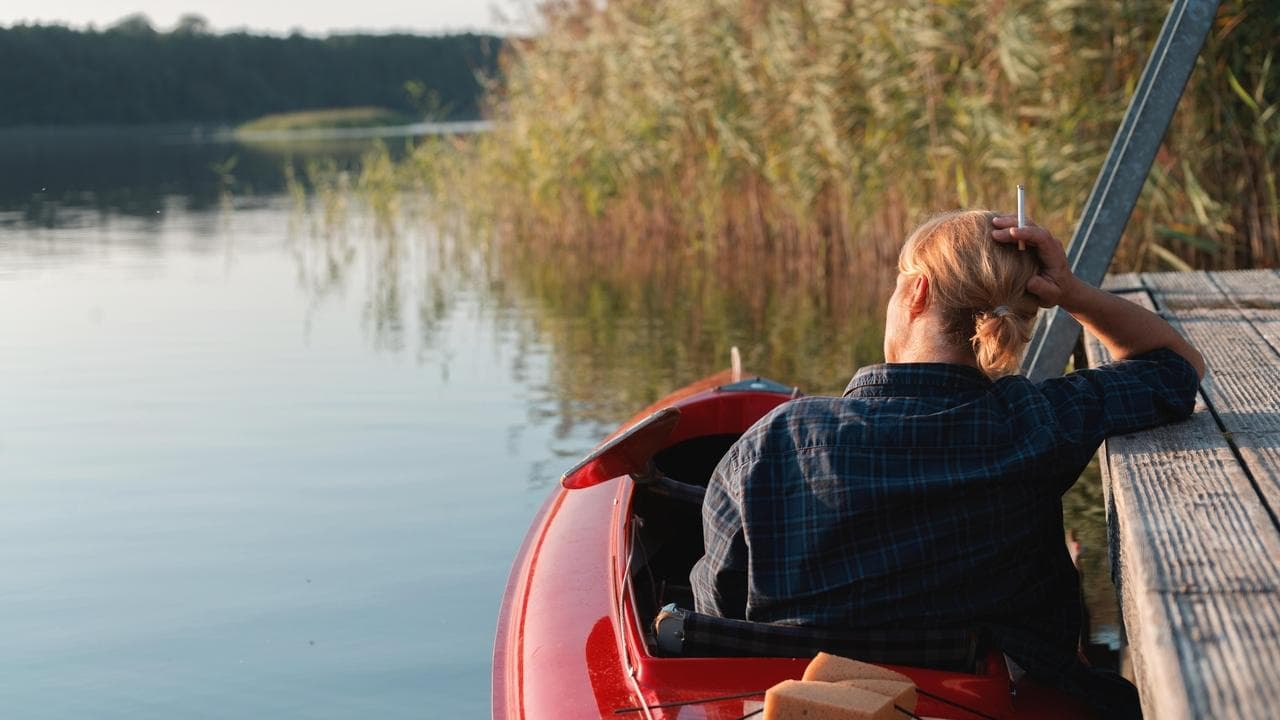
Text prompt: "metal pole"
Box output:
[[1020, 0, 1220, 381]]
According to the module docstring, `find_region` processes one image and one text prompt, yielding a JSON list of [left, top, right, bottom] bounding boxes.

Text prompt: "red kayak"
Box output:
[[492, 369, 1093, 719]]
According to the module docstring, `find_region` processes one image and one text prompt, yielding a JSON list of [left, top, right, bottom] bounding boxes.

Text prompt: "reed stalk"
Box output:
[[333, 0, 1278, 407], [409, 0, 1275, 273]]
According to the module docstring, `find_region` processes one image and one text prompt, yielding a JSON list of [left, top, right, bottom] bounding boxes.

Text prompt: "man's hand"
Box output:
[[991, 215, 1081, 310], [991, 214, 1206, 379]]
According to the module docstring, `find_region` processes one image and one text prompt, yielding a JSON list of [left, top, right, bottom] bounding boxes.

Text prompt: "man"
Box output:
[[690, 211, 1204, 717]]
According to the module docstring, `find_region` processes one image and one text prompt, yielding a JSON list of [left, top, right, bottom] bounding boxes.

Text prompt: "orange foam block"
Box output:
[[802, 653, 912, 684], [764, 680, 898, 720], [836, 678, 916, 713]]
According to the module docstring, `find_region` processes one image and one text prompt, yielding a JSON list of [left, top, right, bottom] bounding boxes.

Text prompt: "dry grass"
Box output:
[[417, 0, 1275, 272], [330, 0, 1277, 402]]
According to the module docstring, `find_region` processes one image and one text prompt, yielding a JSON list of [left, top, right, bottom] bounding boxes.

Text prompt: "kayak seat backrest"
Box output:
[[653, 605, 984, 674], [652, 433, 742, 488]]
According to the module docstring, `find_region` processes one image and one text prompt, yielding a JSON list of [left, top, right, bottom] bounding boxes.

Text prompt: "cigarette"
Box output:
[[1016, 184, 1026, 250]]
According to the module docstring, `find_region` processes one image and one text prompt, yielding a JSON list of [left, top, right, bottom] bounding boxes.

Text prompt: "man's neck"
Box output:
[[893, 316, 980, 368], [893, 346, 979, 367]]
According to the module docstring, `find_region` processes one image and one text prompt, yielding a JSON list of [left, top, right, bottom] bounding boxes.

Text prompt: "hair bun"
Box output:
[[899, 210, 1038, 378]]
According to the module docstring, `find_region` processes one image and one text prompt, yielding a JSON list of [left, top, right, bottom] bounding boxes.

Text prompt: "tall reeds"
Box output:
[[1134, 1, 1279, 270], [376, 0, 1277, 401], [424, 0, 1274, 270]]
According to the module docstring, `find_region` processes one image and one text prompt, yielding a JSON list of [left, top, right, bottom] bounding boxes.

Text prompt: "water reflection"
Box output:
[[0, 125, 420, 225], [287, 193, 1120, 647], [0, 194, 564, 718], [281, 195, 576, 492], [283, 190, 898, 494]]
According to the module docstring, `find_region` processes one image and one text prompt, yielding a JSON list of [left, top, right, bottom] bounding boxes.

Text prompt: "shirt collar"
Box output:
[[844, 363, 992, 397]]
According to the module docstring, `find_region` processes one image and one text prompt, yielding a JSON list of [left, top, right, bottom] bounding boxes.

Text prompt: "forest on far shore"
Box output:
[[0, 15, 503, 127]]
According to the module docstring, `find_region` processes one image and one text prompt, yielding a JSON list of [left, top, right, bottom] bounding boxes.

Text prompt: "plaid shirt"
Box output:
[[691, 348, 1198, 681]]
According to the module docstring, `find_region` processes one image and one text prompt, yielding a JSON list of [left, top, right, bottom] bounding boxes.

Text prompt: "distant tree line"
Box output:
[[0, 16, 503, 126]]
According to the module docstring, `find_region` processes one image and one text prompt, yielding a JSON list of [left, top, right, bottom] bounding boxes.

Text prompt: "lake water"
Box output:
[[0, 127, 597, 718], [0, 127, 1115, 718]]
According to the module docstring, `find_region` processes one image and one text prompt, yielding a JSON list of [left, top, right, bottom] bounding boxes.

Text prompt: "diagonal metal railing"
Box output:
[[1020, 0, 1221, 381]]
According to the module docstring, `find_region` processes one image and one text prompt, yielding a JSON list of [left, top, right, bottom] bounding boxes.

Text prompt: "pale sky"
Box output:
[[0, 0, 530, 35]]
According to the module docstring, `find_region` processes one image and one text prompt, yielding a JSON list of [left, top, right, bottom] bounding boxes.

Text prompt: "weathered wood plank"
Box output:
[[1097, 406, 1280, 719], [1168, 593, 1280, 715], [1210, 271, 1280, 360], [1171, 309, 1280, 434], [1102, 272, 1146, 292], [1143, 271, 1280, 512], [1098, 440, 1280, 716], [1104, 409, 1280, 592], [1234, 311, 1280, 359], [1174, 303, 1280, 517], [1233, 433, 1280, 536], [1209, 269, 1280, 309], [1085, 277, 1280, 719], [1143, 270, 1224, 306]]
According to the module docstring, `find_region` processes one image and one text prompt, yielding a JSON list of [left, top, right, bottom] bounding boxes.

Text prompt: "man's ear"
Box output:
[[907, 274, 930, 318]]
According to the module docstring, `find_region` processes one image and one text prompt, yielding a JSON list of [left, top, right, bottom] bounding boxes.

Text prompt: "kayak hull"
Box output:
[[492, 373, 1095, 719]]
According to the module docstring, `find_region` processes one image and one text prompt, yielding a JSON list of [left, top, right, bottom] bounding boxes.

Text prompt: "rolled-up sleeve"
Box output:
[[691, 457, 750, 619], [1038, 348, 1200, 466]]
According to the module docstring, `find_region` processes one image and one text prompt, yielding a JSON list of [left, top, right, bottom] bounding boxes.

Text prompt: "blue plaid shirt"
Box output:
[[691, 348, 1198, 679]]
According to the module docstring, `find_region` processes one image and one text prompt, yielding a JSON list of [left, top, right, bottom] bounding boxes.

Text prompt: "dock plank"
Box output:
[[1173, 309, 1280, 434], [1234, 435, 1280, 532], [1086, 277, 1280, 719], [1098, 407, 1280, 719], [1233, 311, 1280, 358], [1145, 272, 1280, 510], [1209, 269, 1280, 309], [1143, 271, 1224, 306], [1102, 272, 1145, 292], [1211, 270, 1280, 360]]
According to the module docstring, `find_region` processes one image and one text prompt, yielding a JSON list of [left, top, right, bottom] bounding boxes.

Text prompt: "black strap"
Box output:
[[658, 607, 982, 673]]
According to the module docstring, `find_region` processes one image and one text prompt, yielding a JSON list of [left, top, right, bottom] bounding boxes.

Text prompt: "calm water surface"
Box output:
[[0, 127, 1115, 718], [0, 128, 601, 718]]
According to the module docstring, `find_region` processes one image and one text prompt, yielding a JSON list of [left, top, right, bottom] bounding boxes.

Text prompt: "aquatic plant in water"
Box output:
[[308, 0, 1277, 405]]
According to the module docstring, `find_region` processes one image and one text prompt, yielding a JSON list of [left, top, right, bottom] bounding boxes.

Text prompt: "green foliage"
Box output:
[[107, 13, 157, 35], [1134, 0, 1280, 270], [377, 0, 1278, 416], [0, 24, 502, 126], [422, 0, 1276, 275], [404, 81, 454, 121]]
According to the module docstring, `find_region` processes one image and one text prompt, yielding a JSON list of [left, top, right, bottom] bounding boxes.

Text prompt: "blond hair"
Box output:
[[898, 210, 1040, 378]]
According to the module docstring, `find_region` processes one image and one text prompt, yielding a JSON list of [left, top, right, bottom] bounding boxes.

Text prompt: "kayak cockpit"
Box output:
[[627, 431, 741, 625]]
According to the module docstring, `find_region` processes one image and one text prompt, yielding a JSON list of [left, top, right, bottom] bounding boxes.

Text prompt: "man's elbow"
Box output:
[[1184, 345, 1207, 381], [1160, 349, 1203, 420]]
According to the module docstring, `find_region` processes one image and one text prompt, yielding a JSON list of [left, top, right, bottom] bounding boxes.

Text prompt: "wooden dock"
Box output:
[[1084, 269, 1280, 719]]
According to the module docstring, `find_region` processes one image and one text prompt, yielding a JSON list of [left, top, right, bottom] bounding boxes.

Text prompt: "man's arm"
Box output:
[[992, 215, 1206, 379]]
